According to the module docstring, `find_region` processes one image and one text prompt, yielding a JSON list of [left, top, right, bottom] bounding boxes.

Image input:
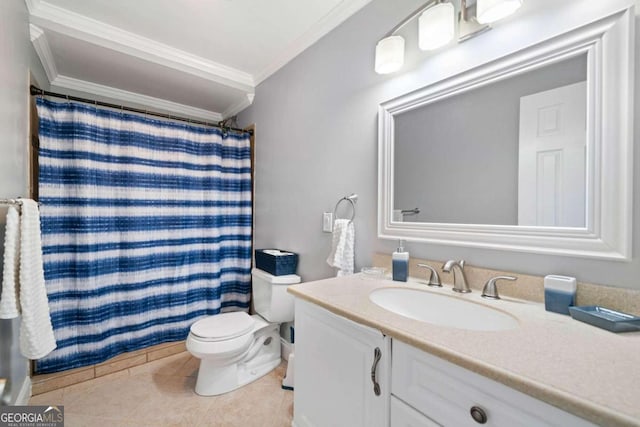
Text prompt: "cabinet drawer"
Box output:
[[391, 396, 442, 427], [392, 340, 595, 427]]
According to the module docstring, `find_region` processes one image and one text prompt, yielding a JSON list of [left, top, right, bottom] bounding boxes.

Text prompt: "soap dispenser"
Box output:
[[392, 240, 409, 282]]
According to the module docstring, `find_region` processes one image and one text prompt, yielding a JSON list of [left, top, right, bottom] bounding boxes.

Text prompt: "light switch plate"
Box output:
[[323, 212, 333, 232]]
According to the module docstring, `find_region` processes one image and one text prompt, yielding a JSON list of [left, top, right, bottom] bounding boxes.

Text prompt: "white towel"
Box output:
[[392, 209, 403, 222], [326, 219, 355, 277], [16, 200, 57, 359], [0, 206, 21, 318]]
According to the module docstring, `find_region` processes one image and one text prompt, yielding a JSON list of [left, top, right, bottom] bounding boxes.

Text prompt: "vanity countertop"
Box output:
[[288, 275, 640, 427]]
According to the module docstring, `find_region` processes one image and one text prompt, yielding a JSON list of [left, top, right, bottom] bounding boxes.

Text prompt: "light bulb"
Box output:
[[418, 2, 455, 51], [375, 36, 405, 74]]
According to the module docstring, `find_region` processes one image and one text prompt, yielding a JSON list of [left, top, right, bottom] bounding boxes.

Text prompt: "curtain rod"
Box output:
[[29, 85, 252, 136]]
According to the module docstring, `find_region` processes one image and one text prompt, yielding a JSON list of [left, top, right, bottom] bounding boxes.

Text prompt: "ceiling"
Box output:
[[27, 0, 372, 121]]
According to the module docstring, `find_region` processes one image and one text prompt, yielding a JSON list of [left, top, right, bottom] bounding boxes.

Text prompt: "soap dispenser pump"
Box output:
[[392, 240, 409, 282]]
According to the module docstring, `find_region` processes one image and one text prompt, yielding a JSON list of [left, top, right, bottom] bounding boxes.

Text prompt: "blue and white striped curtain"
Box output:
[[34, 98, 252, 373]]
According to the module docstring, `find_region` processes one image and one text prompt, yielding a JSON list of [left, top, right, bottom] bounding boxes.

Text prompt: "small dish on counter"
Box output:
[[568, 306, 640, 333], [360, 267, 387, 280]]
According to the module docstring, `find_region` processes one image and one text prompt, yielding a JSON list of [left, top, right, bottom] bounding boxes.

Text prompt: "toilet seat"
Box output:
[[186, 313, 272, 362], [190, 311, 255, 342]]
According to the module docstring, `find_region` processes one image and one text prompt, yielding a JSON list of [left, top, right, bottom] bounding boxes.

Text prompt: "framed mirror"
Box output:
[[378, 7, 634, 260]]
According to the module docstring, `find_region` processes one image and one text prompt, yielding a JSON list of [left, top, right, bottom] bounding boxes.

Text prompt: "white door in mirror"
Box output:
[[518, 81, 587, 227]]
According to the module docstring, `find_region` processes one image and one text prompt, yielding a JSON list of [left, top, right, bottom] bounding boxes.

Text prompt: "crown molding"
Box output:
[[24, 0, 40, 14], [29, 27, 226, 122], [30, 24, 58, 83], [29, 1, 255, 92], [222, 93, 255, 119], [26, 0, 373, 115], [51, 75, 223, 122], [253, 0, 373, 85]]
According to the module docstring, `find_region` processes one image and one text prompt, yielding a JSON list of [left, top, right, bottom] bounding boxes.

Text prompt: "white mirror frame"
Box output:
[[378, 7, 634, 260]]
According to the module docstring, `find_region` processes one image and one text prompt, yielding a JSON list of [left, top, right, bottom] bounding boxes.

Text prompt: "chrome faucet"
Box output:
[[442, 260, 471, 293]]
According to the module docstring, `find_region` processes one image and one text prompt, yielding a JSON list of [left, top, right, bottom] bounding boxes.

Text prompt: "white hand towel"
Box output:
[[0, 207, 21, 318], [326, 219, 355, 277], [17, 199, 57, 359]]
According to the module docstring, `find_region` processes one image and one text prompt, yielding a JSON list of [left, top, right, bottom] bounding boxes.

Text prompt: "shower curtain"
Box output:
[[34, 98, 252, 373]]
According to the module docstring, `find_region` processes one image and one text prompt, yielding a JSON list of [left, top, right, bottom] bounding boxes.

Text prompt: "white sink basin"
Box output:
[[369, 287, 519, 331]]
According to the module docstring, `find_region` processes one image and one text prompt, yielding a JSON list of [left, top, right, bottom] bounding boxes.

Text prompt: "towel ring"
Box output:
[[334, 195, 356, 223]]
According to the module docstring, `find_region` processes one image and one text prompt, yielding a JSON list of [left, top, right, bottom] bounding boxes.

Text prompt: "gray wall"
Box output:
[[0, 0, 49, 403], [394, 55, 586, 225], [239, 0, 640, 290]]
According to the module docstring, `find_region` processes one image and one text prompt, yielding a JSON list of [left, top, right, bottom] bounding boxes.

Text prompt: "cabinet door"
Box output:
[[294, 299, 390, 427]]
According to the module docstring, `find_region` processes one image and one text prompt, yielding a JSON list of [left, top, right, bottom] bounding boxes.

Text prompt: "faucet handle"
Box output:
[[417, 264, 442, 287], [482, 275, 517, 300]]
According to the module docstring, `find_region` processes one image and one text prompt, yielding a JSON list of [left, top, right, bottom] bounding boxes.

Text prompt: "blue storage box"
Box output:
[[255, 249, 298, 276]]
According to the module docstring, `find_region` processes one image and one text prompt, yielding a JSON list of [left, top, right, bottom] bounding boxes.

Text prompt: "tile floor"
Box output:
[[29, 352, 293, 427]]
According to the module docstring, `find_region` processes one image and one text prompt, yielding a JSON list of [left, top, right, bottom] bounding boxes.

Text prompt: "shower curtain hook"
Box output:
[[218, 119, 228, 138]]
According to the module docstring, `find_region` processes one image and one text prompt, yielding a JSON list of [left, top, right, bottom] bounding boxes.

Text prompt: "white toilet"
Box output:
[[186, 268, 300, 396]]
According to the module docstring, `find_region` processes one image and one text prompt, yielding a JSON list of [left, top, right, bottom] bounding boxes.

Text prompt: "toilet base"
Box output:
[[194, 326, 282, 396]]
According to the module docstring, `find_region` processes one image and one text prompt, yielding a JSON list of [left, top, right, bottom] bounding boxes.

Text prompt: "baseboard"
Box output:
[[15, 377, 32, 405], [32, 340, 186, 395], [280, 338, 293, 361]]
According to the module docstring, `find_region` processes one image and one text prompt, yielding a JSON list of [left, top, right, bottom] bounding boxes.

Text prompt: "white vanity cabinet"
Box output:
[[293, 299, 390, 427], [294, 298, 597, 427]]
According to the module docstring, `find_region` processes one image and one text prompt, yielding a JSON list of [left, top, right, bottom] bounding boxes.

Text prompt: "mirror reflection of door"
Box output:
[[517, 81, 586, 227]]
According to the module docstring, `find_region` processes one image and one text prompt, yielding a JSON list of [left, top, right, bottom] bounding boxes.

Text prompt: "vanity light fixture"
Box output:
[[374, 0, 524, 74], [418, 2, 455, 51], [477, 0, 523, 24]]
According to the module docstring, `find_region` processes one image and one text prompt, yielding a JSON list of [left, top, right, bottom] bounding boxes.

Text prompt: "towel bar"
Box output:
[[0, 199, 40, 209], [0, 198, 22, 206], [333, 194, 358, 223], [401, 208, 420, 216]]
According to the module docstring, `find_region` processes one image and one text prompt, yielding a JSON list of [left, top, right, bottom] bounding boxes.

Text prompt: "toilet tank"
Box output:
[[252, 268, 300, 323]]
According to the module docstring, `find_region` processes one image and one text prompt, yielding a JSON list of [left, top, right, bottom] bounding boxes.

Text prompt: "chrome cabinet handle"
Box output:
[[370, 347, 382, 396], [470, 406, 488, 424]]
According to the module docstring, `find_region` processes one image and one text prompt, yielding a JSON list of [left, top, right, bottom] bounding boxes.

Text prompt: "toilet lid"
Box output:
[[190, 312, 255, 341]]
